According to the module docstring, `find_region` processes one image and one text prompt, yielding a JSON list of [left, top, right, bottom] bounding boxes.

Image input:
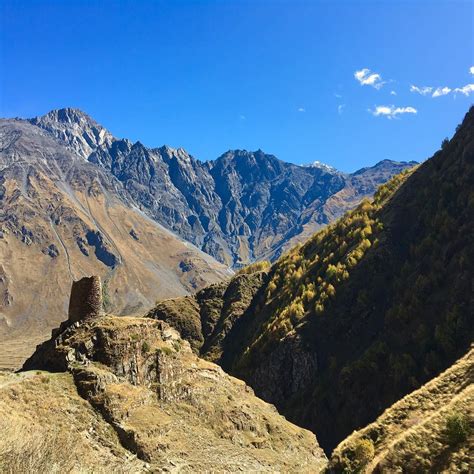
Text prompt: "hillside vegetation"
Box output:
[[329, 347, 473, 473], [225, 107, 474, 451], [235, 168, 415, 363], [148, 106, 474, 455]]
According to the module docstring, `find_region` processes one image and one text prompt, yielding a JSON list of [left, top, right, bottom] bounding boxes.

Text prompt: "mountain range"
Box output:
[[29, 108, 416, 266], [0, 108, 414, 367], [1, 106, 472, 472]]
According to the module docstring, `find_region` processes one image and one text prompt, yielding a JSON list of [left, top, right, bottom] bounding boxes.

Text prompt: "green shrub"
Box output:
[[141, 341, 151, 354], [156, 346, 173, 356], [354, 438, 375, 465], [445, 412, 470, 445]]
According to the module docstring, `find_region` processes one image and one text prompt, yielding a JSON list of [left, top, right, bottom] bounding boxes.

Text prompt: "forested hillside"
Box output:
[[148, 106, 474, 454]]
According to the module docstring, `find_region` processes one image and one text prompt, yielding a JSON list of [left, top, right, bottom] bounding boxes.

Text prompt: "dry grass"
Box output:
[[0, 371, 146, 473], [0, 424, 79, 474]]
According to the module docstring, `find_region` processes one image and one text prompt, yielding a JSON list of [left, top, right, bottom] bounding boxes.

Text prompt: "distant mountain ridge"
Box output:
[[29, 108, 417, 266]]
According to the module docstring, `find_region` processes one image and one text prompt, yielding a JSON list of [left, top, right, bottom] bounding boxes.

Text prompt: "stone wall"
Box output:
[[68, 276, 102, 323]]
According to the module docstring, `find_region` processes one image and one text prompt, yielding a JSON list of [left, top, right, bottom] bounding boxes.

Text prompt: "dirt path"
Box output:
[[0, 371, 37, 389]]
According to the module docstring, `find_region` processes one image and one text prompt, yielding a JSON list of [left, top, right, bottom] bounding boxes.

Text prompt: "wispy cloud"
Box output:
[[370, 105, 417, 119], [470, 66, 474, 75], [298, 107, 306, 112], [454, 84, 474, 96], [432, 86, 451, 97], [390, 90, 397, 96], [239, 114, 246, 120], [334, 93, 343, 99], [337, 104, 346, 115], [410, 85, 433, 96], [354, 68, 385, 89], [411, 78, 474, 98]]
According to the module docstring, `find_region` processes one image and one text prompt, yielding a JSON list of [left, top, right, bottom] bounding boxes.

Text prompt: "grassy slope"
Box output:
[[329, 347, 473, 473], [0, 370, 146, 472]]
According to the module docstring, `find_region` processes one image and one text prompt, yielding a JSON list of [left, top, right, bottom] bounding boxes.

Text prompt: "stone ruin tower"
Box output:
[[68, 276, 103, 323]]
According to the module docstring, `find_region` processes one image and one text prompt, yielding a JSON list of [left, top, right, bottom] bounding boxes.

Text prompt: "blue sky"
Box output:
[[1, 0, 473, 172]]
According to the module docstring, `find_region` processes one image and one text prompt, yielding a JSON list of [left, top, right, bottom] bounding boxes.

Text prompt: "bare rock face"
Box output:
[[68, 276, 103, 323]]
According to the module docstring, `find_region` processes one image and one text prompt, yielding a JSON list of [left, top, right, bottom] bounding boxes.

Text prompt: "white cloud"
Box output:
[[470, 66, 474, 75], [432, 86, 451, 97], [334, 93, 343, 99], [298, 107, 306, 112], [337, 104, 346, 115], [411, 81, 474, 98], [454, 84, 474, 96], [410, 85, 433, 96], [390, 90, 397, 96], [370, 105, 417, 119], [354, 68, 385, 89]]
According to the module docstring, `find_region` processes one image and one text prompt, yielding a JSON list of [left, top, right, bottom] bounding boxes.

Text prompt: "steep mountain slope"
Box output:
[[148, 107, 474, 454], [329, 347, 473, 473], [15, 310, 327, 472], [30, 108, 415, 265], [0, 119, 230, 368]]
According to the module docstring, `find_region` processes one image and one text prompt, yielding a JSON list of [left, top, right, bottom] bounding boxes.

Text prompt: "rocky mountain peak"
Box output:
[[303, 160, 341, 175], [352, 158, 418, 176], [29, 107, 115, 159]]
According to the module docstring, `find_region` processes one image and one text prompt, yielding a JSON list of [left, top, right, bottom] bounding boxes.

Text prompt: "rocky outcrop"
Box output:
[[147, 269, 269, 362], [237, 333, 318, 407], [20, 311, 328, 471]]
